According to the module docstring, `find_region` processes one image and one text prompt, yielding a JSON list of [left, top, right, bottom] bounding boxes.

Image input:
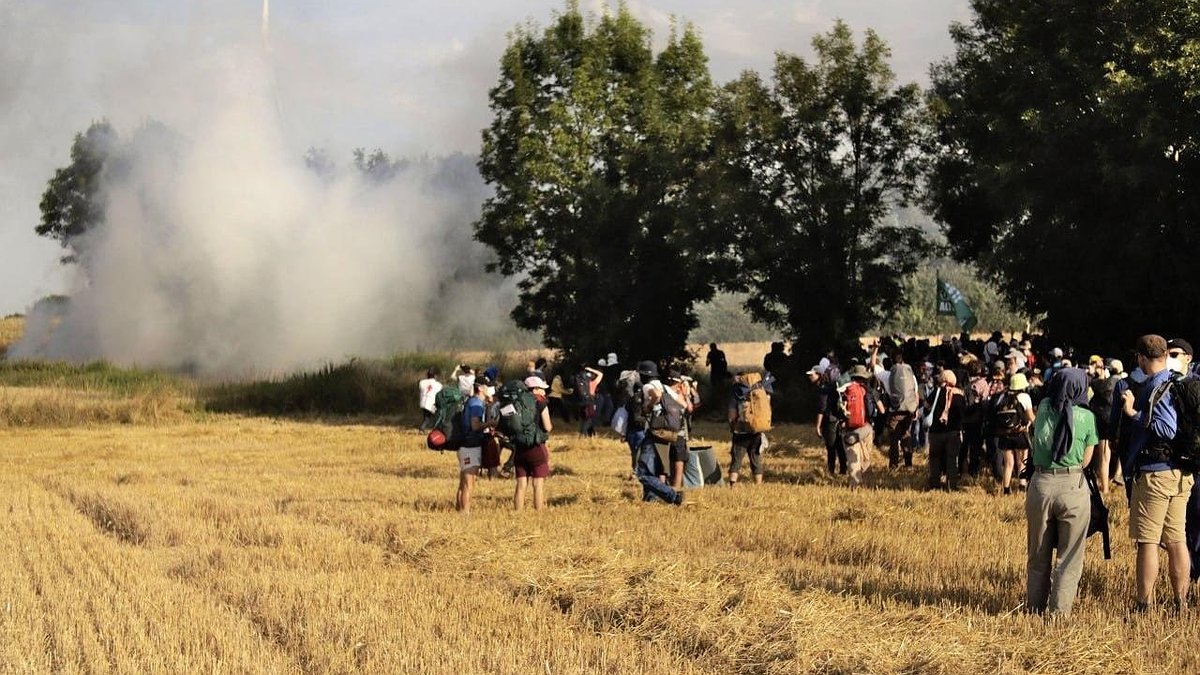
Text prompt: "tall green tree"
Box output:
[[475, 3, 725, 363], [928, 0, 1200, 349], [715, 21, 926, 360], [37, 120, 120, 263]]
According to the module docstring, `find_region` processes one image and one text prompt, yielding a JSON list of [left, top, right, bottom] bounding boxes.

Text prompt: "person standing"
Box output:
[[872, 346, 918, 468], [1121, 335, 1194, 612], [707, 343, 729, 386], [927, 370, 965, 491], [575, 364, 604, 437], [1025, 368, 1097, 617], [513, 376, 554, 511], [1167, 339, 1200, 585], [991, 372, 1035, 495], [417, 367, 443, 431], [548, 369, 574, 423], [729, 372, 773, 487], [456, 380, 494, 514]]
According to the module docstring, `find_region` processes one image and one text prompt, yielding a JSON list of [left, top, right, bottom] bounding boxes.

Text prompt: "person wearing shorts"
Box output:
[[514, 376, 554, 510], [456, 380, 493, 514], [1121, 334, 1194, 611]]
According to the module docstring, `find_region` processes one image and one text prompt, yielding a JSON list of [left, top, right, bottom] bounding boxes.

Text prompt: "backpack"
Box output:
[[888, 363, 918, 413], [496, 380, 547, 451], [990, 391, 1026, 436], [1147, 375, 1200, 474], [732, 372, 772, 434], [963, 377, 990, 424], [649, 388, 685, 443], [1089, 375, 1117, 420], [428, 386, 467, 451], [840, 381, 868, 429], [573, 371, 595, 406]]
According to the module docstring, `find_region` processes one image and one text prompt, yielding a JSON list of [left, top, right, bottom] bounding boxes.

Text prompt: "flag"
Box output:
[[936, 276, 978, 332]]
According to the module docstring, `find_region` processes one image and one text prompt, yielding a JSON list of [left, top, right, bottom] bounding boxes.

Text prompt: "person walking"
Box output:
[[455, 380, 494, 514], [810, 365, 847, 476], [1025, 367, 1097, 617], [841, 365, 879, 488]]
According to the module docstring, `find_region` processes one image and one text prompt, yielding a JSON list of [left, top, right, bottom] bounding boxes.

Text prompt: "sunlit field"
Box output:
[[1, 401, 1198, 674]]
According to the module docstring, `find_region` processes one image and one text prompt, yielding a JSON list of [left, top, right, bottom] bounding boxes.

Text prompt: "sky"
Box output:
[[0, 0, 972, 317]]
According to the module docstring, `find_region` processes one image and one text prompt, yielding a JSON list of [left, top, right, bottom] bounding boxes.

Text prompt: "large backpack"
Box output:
[[429, 386, 467, 451], [888, 363, 918, 413], [1146, 375, 1200, 474], [840, 381, 868, 429], [989, 391, 1026, 436], [963, 377, 990, 424], [649, 388, 686, 443], [732, 372, 772, 434], [496, 380, 547, 451], [573, 371, 596, 406]]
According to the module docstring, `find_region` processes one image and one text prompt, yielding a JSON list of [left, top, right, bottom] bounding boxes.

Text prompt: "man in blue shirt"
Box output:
[[456, 379, 494, 514], [1120, 334, 1194, 611]]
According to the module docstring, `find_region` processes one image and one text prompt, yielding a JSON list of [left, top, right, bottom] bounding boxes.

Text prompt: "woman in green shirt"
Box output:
[[1025, 367, 1097, 617]]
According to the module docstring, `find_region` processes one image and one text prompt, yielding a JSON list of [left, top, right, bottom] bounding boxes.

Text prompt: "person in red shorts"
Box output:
[[514, 376, 555, 510]]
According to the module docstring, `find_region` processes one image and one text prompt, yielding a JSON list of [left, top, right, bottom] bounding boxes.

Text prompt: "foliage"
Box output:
[[876, 262, 1032, 336], [36, 121, 120, 263], [714, 21, 927, 361], [476, 3, 728, 364], [688, 294, 779, 345], [927, 0, 1200, 350]]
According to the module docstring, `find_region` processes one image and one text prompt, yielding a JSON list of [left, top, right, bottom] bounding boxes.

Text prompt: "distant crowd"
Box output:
[[414, 331, 1200, 617]]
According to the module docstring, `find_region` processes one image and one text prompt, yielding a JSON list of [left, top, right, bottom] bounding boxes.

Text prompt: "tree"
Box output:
[[37, 120, 120, 263], [714, 21, 927, 360], [927, 0, 1200, 350], [475, 3, 726, 363]]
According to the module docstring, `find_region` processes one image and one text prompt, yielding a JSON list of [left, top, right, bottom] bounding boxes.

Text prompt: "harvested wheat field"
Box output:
[[1, 408, 1197, 675]]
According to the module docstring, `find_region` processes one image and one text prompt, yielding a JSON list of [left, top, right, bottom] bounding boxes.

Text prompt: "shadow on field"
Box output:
[[370, 465, 443, 480], [785, 570, 1018, 615]]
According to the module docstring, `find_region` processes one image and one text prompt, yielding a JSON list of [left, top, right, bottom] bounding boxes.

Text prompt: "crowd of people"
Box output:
[[416, 331, 1200, 617]]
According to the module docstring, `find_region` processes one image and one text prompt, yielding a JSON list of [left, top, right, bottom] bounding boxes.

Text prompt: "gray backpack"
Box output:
[[888, 363, 919, 413]]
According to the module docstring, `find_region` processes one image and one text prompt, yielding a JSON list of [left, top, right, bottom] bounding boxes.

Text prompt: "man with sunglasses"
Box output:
[[1168, 338, 1200, 586]]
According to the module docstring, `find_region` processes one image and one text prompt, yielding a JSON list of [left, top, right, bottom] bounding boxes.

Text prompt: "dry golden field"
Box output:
[[1, 405, 1198, 674]]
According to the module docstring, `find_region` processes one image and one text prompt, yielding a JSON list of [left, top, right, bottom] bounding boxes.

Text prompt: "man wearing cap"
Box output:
[[841, 365, 879, 488], [1167, 338, 1200, 585], [1120, 335, 1194, 612], [810, 364, 847, 476]]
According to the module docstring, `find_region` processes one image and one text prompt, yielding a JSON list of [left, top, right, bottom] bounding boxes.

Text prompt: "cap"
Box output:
[[1168, 338, 1194, 357], [805, 364, 827, 376], [991, 361, 1006, 373], [1051, 347, 1064, 359], [1088, 354, 1104, 365], [1108, 358, 1124, 374], [597, 358, 608, 367], [607, 353, 618, 365], [1010, 373, 1029, 391], [524, 376, 550, 390], [637, 360, 659, 378]]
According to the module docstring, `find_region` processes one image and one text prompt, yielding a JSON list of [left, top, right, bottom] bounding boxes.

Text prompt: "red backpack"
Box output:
[[841, 381, 868, 429]]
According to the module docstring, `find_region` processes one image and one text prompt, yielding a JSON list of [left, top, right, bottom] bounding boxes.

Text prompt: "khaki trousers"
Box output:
[[1025, 469, 1091, 616]]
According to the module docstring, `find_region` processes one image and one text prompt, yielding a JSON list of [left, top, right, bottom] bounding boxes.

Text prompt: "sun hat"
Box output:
[[1010, 373, 1030, 391], [524, 376, 550, 390]]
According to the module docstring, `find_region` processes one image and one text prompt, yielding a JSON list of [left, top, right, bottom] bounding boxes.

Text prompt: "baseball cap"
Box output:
[[1168, 338, 1194, 357], [1088, 354, 1104, 366]]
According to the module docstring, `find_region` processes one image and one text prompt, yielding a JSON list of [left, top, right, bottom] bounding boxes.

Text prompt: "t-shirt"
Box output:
[[462, 396, 487, 448], [1031, 399, 1098, 468], [418, 378, 442, 413], [457, 374, 475, 396]]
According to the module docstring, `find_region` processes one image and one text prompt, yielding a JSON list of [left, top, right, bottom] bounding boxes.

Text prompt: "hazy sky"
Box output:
[[0, 0, 971, 316]]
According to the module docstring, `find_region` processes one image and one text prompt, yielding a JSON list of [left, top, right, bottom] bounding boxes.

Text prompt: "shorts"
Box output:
[[457, 447, 482, 474], [1130, 469, 1194, 544], [995, 433, 1030, 451], [669, 437, 690, 465], [513, 444, 550, 479], [730, 433, 764, 476]]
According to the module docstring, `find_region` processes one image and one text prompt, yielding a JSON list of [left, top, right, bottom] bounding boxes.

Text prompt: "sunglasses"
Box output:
[[1169, 351, 1185, 358]]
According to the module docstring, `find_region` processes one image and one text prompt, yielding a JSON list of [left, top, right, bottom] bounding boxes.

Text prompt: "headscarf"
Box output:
[[1047, 367, 1090, 464]]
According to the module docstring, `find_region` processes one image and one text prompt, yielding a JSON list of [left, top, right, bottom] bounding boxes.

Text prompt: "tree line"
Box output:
[[41, 0, 1196, 365], [475, 0, 1200, 364]]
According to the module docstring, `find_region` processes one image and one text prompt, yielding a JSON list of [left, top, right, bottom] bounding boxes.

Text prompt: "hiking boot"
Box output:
[[1130, 600, 1151, 615]]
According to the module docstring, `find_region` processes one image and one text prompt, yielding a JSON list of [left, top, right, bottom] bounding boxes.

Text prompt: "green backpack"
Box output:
[[430, 386, 467, 450], [497, 380, 547, 450]]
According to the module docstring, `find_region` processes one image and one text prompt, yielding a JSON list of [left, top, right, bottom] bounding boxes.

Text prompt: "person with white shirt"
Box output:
[[417, 367, 443, 431]]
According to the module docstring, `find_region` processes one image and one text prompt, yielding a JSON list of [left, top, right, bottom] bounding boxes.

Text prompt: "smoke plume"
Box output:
[[10, 26, 518, 376]]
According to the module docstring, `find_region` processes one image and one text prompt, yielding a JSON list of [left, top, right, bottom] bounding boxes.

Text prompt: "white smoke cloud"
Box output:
[[10, 37, 517, 376]]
